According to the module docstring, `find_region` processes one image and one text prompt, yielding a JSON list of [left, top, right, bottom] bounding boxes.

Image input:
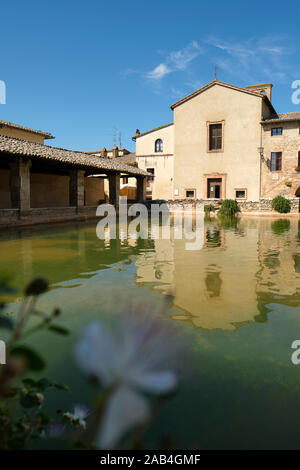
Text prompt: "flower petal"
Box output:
[[74, 322, 120, 385], [129, 370, 177, 395], [73, 404, 90, 420], [96, 385, 150, 449]]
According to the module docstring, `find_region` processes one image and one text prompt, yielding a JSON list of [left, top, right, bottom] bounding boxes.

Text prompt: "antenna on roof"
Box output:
[[214, 65, 218, 80], [106, 126, 122, 148], [112, 126, 118, 147]]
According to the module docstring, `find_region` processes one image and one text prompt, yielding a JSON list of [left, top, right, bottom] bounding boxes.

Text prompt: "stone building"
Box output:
[[85, 145, 138, 200], [261, 113, 300, 198], [0, 120, 148, 227], [133, 80, 300, 210]]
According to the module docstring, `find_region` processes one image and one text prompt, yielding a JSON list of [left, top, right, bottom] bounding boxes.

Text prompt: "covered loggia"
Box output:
[[0, 135, 149, 227]]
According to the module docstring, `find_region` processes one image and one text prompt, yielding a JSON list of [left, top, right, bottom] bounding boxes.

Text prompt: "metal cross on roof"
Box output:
[[214, 66, 218, 80]]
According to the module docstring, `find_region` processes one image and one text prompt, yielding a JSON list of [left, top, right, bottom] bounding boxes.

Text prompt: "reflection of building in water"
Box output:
[[256, 218, 300, 296], [255, 218, 300, 322], [134, 239, 175, 297], [134, 218, 300, 331]]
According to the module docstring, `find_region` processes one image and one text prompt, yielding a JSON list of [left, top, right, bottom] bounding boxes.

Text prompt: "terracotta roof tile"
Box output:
[[0, 120, 54, 139], [262, 112, 300, 124], [132, 123, 173, 140], [0, 135, 149, 176]]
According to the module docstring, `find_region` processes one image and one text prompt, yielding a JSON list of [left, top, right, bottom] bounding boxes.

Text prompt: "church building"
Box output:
[[133, 80, 300, 203]]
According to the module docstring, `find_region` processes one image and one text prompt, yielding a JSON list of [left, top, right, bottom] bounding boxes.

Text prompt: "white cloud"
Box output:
[[168, 40, 202, 70], [146, 41, 203, 80], [147, 63, 172, 80], [205, 36, 295, 84]]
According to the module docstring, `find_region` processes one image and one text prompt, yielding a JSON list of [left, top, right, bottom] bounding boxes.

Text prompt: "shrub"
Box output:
[[271, 195, 291, 214], [204, 204, 215, 214], [285, 180, 292, 187], [219, 199, 239, 216]]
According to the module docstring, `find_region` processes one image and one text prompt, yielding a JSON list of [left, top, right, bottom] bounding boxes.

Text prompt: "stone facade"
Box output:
[[261, 121, 300, 198]]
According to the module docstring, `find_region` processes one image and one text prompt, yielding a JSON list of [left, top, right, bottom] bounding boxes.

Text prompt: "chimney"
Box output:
[[246, 83, 273, 101], [135, 129, 140, 136], [101, 147, 107, 157], [112, 145, 119, 158]]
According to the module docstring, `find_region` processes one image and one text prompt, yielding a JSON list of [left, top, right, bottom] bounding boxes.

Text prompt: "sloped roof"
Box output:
[[115, 153, 136, 165], [85, 147, 130, 155], [261, 112, 300, 124], [132, 122, 173, 140], [170, 80, 276, 114], [0, 120, 54, 139], [0, 135, 149, 176]]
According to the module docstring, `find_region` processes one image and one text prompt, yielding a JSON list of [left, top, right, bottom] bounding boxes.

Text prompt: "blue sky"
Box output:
[[1, 0, 300, 152]]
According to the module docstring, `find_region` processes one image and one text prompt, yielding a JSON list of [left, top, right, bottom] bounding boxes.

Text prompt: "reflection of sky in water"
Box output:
[[1, 217, 300, 449]]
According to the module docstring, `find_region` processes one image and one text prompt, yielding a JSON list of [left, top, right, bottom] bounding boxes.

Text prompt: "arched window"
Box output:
[[155, 138, 163, 153]]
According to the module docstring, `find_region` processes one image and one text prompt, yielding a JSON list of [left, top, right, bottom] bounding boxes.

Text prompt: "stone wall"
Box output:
[[238, 198, 299, 213], [31, 173, 69, 208], [261, 121, 300, 198], [0, 206, 99, 229], [147, 198, 300, 214], [85, 176, 105, 206]]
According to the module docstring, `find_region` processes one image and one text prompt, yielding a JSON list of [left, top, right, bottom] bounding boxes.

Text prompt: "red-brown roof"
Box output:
[[0, 119, 54, 139], [132, 122, 173, 140], [261, 112, 300, 124]]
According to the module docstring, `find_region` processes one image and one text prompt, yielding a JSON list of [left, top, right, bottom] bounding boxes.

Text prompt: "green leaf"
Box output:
[[22, 378, 37, 387], [0, 315, 14, 330], [53, 382, 70, 392], [47, 324, 70, 336], [36, 378, 52, 390], [10, 345, 46, 371], [20, 393, 38, 409]]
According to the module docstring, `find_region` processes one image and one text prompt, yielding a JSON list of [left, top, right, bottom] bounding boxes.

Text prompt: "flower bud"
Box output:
[[25, 278, 49, 296]]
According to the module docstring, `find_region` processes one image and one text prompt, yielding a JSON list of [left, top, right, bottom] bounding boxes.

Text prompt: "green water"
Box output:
[[1, 216, 300, 449]]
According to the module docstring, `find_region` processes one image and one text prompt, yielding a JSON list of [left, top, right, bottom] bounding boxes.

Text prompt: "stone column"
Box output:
[[136, 176, 147, 201], [69, 170, 85, 208], [108, 173, 120, 208], [10, 157, 32, 213]]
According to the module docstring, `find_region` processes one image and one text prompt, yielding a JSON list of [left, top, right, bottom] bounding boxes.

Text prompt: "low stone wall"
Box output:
[[0, 206, 99, 229], [0, 209, 19, 226], [146, 198, 300, 214], [238, 198, 299, 213]]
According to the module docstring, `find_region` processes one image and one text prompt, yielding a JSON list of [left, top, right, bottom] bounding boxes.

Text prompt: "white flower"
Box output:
[[73, 404, 90, 429], [63, 404, 90, 430], [75, 315, 177, 448]]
